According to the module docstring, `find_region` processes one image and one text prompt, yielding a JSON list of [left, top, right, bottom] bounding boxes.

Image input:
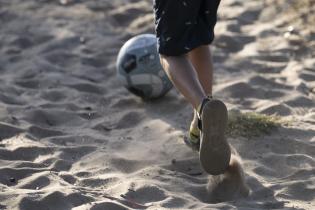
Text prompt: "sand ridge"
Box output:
[[0, 0, 315, 209]]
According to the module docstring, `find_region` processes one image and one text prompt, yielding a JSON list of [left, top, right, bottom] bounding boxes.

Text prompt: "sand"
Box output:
[[0, 0, 315, 209]]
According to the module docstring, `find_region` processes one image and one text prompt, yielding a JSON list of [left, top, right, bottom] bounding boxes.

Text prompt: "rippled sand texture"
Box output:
[[0, 0, 314, 209]]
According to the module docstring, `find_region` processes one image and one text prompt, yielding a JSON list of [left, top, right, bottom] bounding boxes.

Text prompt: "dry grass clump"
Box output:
[[227, 111, 284, 138]]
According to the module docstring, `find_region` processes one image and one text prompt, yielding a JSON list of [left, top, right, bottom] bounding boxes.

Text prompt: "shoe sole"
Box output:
[[199, 99, 231, 175]]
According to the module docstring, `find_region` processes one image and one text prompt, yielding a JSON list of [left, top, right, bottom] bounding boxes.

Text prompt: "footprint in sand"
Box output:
[[236, 8, 262, 25], [109, 2, 150, 28], [19, 191, 94, 210], [115, 111, 145, 129], [258, 103, 292, 116], [214, 35, 256, 53], [89, 202, 129, 210], [0, 122, 24, 140], [0, 93, 25, 105], [216, 81, 284, 99], [18, 173, 51, 190]]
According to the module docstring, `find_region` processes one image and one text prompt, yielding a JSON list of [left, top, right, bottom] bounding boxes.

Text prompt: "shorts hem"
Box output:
[[157, 39, 215, 56]]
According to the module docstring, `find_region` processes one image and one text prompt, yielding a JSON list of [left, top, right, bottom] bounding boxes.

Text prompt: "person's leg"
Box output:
[[155, 0, 230, 175], [159, 54, 206, 110], [183, 44, 230, 175], [188, 45, 213, 96], [188, 45, 214, 138]]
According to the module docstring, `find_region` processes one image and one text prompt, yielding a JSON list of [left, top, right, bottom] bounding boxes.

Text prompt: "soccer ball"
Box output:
[[116, 34, 173, 99]]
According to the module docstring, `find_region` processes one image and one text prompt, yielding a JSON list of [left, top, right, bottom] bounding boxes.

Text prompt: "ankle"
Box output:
[[197, 96, 212, 117]]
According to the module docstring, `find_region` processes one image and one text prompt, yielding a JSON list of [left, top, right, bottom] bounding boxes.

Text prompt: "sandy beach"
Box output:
[[0, 0, 315, 209]]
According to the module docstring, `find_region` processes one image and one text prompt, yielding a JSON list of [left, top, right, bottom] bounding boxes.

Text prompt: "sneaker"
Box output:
[[184, 95, 211, 151], [198, 97, 231, 175], [184, 124, 200, 151]]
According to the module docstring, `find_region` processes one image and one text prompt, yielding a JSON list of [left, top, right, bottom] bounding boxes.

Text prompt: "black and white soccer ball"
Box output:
[[116, 34, 173, 99]]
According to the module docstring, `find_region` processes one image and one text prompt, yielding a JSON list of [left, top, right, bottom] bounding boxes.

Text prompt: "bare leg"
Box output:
[[188, 45, 214, 129], [159, 54, 206, 109], [188, 45, 213, 96], [188, 45, 231, 175], [160, 47, 230, 175]]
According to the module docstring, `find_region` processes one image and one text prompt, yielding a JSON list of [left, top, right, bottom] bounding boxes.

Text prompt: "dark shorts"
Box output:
[[153, 0, 221, 56]]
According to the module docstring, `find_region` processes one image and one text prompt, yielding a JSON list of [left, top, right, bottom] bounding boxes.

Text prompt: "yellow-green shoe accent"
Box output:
[[189, 125, 200, 144], [184, 95, 212, 151], [184, 124, 200, 151]]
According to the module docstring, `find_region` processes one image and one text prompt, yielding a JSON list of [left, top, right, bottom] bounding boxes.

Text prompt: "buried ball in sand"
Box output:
[[116, 34, 173, 99]]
